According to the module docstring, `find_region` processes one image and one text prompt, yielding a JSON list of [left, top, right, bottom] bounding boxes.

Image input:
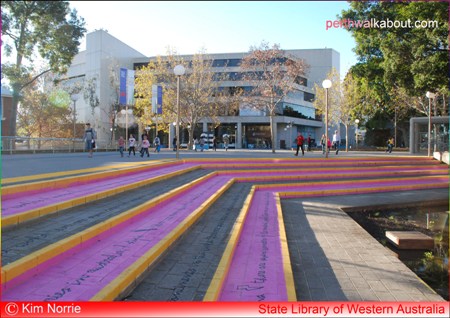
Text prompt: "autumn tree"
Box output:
[[17, 75, 73, 149], [135, 48, 223, 148], [240, 41, 309, 153], [1, 0, 86, 137]]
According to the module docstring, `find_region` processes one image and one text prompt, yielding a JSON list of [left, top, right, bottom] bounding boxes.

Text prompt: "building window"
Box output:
[[295, 76, 307, 87], [212, 59, 242, 67], [304, 92, 315, 102]]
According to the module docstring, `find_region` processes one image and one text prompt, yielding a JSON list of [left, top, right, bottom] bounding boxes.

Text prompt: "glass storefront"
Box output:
[[242, 124, 271, 149]]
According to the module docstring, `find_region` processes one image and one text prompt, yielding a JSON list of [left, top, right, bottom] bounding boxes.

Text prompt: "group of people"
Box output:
[[85, 123, 396, 159], [294, 130, 341, 157], [117, 133, 162, 158]]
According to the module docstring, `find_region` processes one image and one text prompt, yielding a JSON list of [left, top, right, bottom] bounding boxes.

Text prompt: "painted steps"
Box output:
[[1, 157, 448, 301], [204, 166, 448, 301], [1, 173, 233, 301], [2, 162, 199, 227]]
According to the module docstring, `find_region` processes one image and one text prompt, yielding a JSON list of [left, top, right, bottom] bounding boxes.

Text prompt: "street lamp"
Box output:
[[174, 64, 186, 159], [355, 119, 360, 150], [121, 106, 133, 144], [71, 94, 79, 152], [426, 91, 435, 157], [322, 79, 332, 158], [284, 121, 293, 150]]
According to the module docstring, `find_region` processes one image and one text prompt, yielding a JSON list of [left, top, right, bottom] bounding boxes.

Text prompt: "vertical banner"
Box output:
[[126, 70, 135, 105], [151, 85, 163, 114], [157, 85, 163, 114], [119, 68, 127, 105], [151, 85, 157, 113]]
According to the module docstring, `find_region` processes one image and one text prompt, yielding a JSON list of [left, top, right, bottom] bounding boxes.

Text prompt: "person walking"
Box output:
[[332, 130, 340, 155], [193, 137, 199, 151], [128, 134, 136, 157], [320, 134, 326, 154], [223, 134, 230, 151], [327, 138, 332, 154], [141, 131, 149, 145], [307, 134, 312, 152], [153, 135, 161, 153], [172, 137, 177, 151], [212, 135, 217, 151], [83, 123, 96, 158], [294, 132, 304, 156], [118, 136, 125, 157], [140, 135, 150, 157], [199, 135, 206, 152]]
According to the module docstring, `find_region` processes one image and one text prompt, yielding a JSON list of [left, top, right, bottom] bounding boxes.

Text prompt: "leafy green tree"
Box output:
[[1, 0, 86, 137], [240, 41, 309, 153], [339, 1, 448, 111]]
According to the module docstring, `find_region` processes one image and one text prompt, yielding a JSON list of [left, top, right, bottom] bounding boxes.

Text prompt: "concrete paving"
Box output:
[[0, 148, 419, 179], [1, 151, 448, 301]]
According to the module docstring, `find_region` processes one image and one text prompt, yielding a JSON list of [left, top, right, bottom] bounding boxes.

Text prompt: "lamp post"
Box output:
[[71, 94, 79, 152], [355, 119, 360, 150], [322, 79, 332, 158], [426, 91, 435, 157], [174, 64, 186, 159], [284, 121, 293, 150], [121, 106, 132, 145], [394, 107, 397, 148]]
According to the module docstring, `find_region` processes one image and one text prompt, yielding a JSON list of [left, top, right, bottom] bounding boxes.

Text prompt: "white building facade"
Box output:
[[65, 30, 340, 149]]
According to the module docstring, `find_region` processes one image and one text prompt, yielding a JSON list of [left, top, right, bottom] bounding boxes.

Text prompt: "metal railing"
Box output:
[[1, 136, 118, 154]]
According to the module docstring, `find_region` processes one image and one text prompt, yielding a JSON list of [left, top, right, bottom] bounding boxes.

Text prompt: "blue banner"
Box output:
[[157, 86, 163, 114], [119, 68, 127, 105]]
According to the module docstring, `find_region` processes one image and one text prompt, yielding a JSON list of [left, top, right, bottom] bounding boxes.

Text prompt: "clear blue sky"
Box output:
[[72, 1, 357, 77]]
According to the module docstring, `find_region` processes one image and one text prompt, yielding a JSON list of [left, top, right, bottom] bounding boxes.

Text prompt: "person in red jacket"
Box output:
[[295, 132, 305, 156]]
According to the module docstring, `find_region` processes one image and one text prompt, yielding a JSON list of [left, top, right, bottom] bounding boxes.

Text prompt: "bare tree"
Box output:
[[135, 48, 223, 148], [240, 41, 309, 153]]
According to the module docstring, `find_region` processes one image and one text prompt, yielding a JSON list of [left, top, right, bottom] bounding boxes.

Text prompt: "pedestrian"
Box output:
[[128, 134, 136, 157], [83, 123, 96, 158], [333, 130, 340, 155], [140, 135, 150, 157], [193, 137, 198, 151], [307, 134, 312, 152], [141, 131, 149, 145], [199, 135, 205, 152], [320, 134, 326, 154], [223, 134, 230, 151], [172, 137, 177, 151], [118, 136, 125, 157], [386, 137, 394, 153], [294, 132, 304, 156], [327, 138, 332, 153], [153, 135, 161, 153], [212, 136, 217, 151]]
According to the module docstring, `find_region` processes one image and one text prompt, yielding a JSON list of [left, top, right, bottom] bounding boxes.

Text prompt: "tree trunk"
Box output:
[[345, 124, 349, 152], [270, 113, 276, 153]]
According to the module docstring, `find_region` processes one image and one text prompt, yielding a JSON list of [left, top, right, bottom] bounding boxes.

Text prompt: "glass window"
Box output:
[[212, 59, 226, 67], [304, 92, 315, 102]]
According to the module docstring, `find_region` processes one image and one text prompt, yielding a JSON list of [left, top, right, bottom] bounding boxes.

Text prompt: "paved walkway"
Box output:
[[1, 149, 422, 179]]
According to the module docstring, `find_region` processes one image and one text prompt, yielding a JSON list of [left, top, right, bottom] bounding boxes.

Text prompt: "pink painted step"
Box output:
[[1, 163, 197, 217], [219, 190, 287, 301], [1, 175, 231, 301]]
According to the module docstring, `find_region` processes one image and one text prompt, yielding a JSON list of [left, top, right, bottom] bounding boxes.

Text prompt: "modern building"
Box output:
[[62, 30, 341, 149]]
